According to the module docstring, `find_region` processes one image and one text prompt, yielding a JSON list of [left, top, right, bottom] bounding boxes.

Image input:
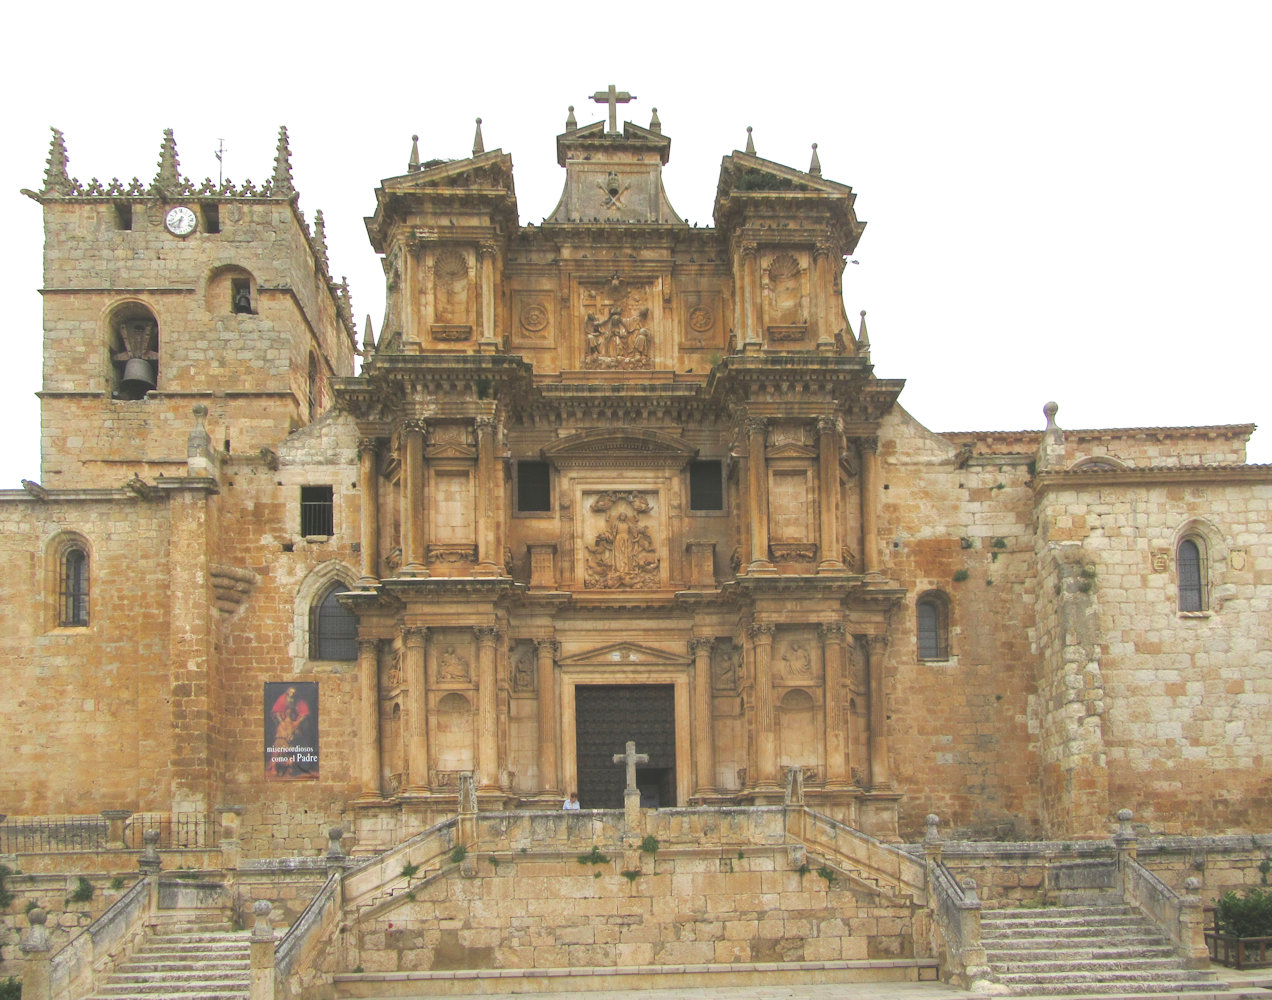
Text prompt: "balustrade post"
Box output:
[[1180, 876, 1209, 968], [19, 907, 51, 1000], [249, 900, 275, 1000]]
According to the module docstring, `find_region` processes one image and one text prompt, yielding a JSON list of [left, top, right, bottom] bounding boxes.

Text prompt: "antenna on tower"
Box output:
[[215, 139, 226, 186]]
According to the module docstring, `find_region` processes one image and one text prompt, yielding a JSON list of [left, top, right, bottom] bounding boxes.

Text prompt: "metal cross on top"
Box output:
[[612, 740, 649, 792], [592, 84, 636, 135]]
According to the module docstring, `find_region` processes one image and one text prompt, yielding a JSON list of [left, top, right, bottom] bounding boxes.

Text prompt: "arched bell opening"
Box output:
[[107, 301, 160, 400]]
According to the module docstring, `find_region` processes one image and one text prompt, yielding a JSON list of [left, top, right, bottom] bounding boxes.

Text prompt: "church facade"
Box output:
[[4, 98, 1269, 857]]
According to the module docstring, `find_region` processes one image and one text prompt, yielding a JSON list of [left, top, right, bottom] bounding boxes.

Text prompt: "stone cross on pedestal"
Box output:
[[592, 85, 636, 135], [613, 740, 649, 792]]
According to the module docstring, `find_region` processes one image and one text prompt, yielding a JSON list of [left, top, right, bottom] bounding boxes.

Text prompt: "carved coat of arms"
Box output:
[[584, 492, 660, 589]]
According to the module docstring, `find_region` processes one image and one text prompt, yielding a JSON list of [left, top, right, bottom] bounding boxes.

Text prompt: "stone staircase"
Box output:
[[980, 902, 1222, 996], [83, 908, 251, 1000]]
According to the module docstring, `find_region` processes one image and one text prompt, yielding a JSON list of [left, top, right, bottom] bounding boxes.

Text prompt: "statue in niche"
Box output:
[[512, 647, 536, 692], [766, 253, 804, 326], [433, 250, 468, 324], [584, 492, 660, 589], [781, 640, 812, 678], [384, 646, 403, 690], [438, 645, 471, 682], [713, 645, 739, 691]]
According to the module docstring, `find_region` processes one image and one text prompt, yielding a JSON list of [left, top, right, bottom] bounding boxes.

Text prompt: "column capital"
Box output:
[[356, 637, 380, 656], [534, 636, 560, 656], [816, 414, 839, 437], [818, 622, 848, 642], [400, 625, 428, 646], [689, 636, 714, 655], [401, 417, 428, 435], [478, 241, 498, 260], [857, 435, 879, 455], [866, 632, 889, 652], [813, 241, 835, 260], [473, 625, 501, 644], [745, 416, 768, 437], [747, 622, 775, 640], [358, 437, 381, 455], [739, 241, 758, 258], [473, 414, 496, 431]]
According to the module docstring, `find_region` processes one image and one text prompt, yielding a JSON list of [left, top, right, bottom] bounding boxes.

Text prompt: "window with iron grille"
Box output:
[[1178, 538, 1205, 612], [689, 460, 724, 511], [310, 583, 356, 660], [60, 547, 89, 627], [300, 486, 334, 536], [916, 593, 949, 660]]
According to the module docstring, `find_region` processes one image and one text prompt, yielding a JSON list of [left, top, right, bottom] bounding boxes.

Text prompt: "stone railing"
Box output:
[[21, 876, 153, 1000], [340, 816, 459, 913], [1115, 809, 1208, 968], [271, 871, 342, 997], [796, 807, 927, 903], [916, 815, 987, 989]]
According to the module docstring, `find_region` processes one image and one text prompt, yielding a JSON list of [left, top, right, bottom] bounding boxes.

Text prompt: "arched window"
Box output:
[[916, 591, 949, 660], [1177, 538, 1205, 612], [60, 547, 89, 626], [309, 583, 356, 660]]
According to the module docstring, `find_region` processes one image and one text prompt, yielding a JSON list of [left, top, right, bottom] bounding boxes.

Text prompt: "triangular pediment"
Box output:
[[767, 443, 819, 459], [557, 641, 690, 668], [424, 443, 476, 459], [380, 150, 514, 193]]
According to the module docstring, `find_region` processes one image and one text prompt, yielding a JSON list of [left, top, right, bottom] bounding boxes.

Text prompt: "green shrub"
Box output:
[[0, 977, 20, 1000], [639, 835, 659, 855], [68, 876, 94, 903], [577, 845, 609, 865], [401, 862, 420, 879], [620, 869, 640, 882], [1216, 887, 1272, 939], [448, 845, 467, 865], [0, 864, 13, 909]]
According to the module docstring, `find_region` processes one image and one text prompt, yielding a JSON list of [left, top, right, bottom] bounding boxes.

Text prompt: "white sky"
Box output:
[[3, 1, 1269, 487]]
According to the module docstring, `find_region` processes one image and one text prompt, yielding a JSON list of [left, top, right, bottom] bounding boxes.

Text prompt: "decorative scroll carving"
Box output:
[[428, 544, 477, 564], [770, 543, 818, 562], [688, 306, 713, 333], [581, 282, 655, 370], [437, 645, 471, 682], [584, 491, 660, 589]]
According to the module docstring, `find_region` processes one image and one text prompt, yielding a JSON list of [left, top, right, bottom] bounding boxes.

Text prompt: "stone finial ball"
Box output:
[[253, 900, 272, 916], [328, 826, 344, 840], [925, 814, 940, 826], [1117, 808, 1134, 821], [960, 875, 977, 890], [27, 907, 47, 926], [143, 828, 161, 845], [1043, 401, 1058, 421], [192, 404, 208, 418], [412, 134, 419, 142], [1184, 877, 1201, 891]]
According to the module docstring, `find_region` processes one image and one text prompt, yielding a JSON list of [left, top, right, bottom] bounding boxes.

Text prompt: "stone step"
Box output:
[[82, 920, 250, 1000], [117, 959, 249, 973], [983, 904, 1138, 920], [997, 983, 1223, 998], [995, 968, 1217, 987], [985, 938, 1172, 956], [991, 956, 1206, 976], [981, 941, 1180, 956], [981, 921, 1167, 941]]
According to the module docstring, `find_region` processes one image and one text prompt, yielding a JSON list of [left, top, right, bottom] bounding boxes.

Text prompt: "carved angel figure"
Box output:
[[584, 493, 660, 589]]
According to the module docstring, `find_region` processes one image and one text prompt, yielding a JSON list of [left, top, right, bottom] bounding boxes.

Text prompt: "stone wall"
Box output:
[[351, 844, 922, 973]]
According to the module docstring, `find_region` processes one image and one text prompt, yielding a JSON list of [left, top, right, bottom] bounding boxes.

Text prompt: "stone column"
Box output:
[[741, 243, 761, 346], [357, 638, 381, 796], [748, 623, 777, 787], [401, 419, 428, 577], [819, 623, 848, 786], [478, 242, 497, 349], [859, 437, 880, 575], [536, 638, 559, 795], [402, 626, 429, 788], [101, 809, 132, 849], [817, 416, 844, 572], [746, 418, 774, 573], [813, 244, 834, 349], [474, 627, 500, 790], [357, 438, 380, 586], [866, 634, 890, 788], [474, 417, 499, 576], [690, 637, 715, 797]]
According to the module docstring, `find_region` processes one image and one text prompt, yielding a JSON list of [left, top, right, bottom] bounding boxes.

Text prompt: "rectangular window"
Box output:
[[689, 460, 724, 511], [516, 461, 552, 512], [202, 203, 221, 233], [300, 485, 334, 536], [114, 202, 132, 231]]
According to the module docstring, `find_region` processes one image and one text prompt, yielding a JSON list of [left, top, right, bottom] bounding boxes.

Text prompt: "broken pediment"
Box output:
[[557, 641, 690, 669], [542, 428, 696, 468]]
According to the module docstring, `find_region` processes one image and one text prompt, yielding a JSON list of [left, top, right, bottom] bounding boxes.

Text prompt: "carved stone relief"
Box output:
[[681, 291, 722, 347], [712, 643, 740, 692], [764, 253, 805, 327], [583, 491, 660, 589], [512, 643, 537, 693], [512, 292, 553, 347], [436, 644, 472, 683], [581, 281, 655, 370], [779, 639, 814, 680]]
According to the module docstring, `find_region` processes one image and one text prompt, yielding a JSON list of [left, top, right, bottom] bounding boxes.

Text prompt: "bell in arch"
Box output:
[[121, 357, 156, 394]]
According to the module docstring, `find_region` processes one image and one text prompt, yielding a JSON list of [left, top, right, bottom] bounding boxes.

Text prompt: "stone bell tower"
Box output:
[[26, 127, 356, 488]]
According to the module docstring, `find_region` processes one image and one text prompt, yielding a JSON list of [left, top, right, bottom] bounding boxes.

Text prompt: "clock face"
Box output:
[[165, 206, 197, 236]]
